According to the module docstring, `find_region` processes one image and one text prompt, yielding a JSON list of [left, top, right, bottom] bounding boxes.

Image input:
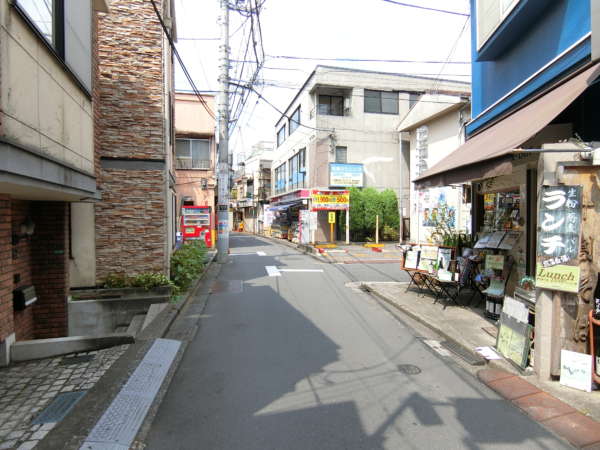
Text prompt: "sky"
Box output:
[[173, 0, 472, 164]]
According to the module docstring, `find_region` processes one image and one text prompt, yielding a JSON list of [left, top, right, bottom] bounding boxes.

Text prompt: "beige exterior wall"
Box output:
[[403, 98, 471, 243], [175, 93, 216, 136], [175, 93, 217, 236], [0, 2, 94, 175], [271, 67, 471, 201], [70, 203, 96, 287]]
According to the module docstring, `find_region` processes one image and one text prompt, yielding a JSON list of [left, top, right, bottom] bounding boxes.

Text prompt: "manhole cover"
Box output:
[[397, 364, 421, 375], [32, 391, 87, 424], [59, 354, 95, 365]]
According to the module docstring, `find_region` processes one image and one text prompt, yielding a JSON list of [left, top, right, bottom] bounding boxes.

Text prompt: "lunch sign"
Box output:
[[536, 185, 582, 293]]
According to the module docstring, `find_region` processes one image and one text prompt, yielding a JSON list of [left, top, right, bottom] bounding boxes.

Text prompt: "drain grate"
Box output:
[[59, 354, 95, 365], [397, 364, 421, 375], [32, 391, 87, 424], [440, 340, 486, 366]]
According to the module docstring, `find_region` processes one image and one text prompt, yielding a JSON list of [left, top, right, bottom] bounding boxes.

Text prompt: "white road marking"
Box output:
[[278, 269, 324, 273], [265, 266, 281, 277], [423, 339, 452, 357], [230, 251, 267, 256], [265, 266, 324, 276]]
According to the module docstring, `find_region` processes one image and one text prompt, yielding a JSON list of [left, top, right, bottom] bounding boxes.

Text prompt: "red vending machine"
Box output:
[[181, 205, 213, 247]]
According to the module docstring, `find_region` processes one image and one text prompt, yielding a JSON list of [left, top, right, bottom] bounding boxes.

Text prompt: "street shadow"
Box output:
[[146, 238, 567, 450]]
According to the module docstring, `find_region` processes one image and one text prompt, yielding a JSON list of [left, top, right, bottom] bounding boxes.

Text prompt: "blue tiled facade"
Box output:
[[468, 0, 592, 136]]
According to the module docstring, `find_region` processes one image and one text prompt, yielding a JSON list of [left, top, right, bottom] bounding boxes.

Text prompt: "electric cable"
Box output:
[[149, 0, 216, 119]]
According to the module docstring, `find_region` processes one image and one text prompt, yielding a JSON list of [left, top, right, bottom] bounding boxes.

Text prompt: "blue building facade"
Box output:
[[468, 0, 595, 136]]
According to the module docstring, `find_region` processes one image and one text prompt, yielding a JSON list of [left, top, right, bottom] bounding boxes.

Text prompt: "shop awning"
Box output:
[[414, 62, 600, 188]]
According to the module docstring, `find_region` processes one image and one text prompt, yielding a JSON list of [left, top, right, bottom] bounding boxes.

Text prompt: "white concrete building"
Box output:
[[232, 141, 274, 233], [270, 66, 470, 242], [398, 94, 472, 243]]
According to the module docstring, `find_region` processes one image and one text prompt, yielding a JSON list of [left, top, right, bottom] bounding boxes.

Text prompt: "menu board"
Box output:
[[485, 254, 505, 271], [498, 231, 520, 250], [496, 312, 531, 369], [474, 233, 491, 249], [486, 231, 506, 249], [403, 251, 419, 269], [437, 248, 452, 271]]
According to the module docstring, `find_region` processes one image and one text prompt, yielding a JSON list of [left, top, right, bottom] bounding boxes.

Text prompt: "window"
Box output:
[[318, 95, 344, 116], [277, 125, 286, 147], [289, 106, 301, 134], [364, 90, 399, 114], [274, 163, 287, 194], [176, 139, 211, 169], [476, 0, 520, 49], [14, 0, 92, 91], [286, 149, 306, 191], [335, 146, 347, 164]]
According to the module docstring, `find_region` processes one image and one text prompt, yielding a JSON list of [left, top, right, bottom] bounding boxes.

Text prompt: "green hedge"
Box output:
[[170, 241, 207, 294], [341, 187, 399, 242]]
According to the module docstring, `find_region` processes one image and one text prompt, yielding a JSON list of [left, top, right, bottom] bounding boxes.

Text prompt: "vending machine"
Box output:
[[181, 205, 213, 247]]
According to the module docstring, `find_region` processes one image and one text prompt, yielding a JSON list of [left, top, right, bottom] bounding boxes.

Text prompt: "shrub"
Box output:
[[102, 273, 130, 289], [170, 241, 207, 293], [129, 272, 173, 291], [102, 272, 174, 291]]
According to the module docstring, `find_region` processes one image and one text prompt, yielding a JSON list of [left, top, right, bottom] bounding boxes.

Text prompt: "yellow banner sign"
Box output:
[[311, 192, 349, 210], [536, 264, 580, 293]]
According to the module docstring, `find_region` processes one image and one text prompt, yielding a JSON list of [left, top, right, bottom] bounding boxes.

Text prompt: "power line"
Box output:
[[380, 0, 469, 16], [149, 0, 216, 119], [266, 55, 471, 64]]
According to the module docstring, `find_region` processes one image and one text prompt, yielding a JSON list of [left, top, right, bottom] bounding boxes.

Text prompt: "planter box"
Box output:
[[70, 286, 172, 301], [68, 286, 172, 337]]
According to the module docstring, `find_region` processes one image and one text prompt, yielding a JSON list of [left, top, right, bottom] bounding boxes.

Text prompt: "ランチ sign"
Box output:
[[311, 190, 349, 210], [329, 163, 363, 187], [536, 185, 582, 293]]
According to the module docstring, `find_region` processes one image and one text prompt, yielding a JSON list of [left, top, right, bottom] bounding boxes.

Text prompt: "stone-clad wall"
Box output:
[[94, 0, 170, 281], [95, 0, 165, 160], [95, 169, 166, 280]]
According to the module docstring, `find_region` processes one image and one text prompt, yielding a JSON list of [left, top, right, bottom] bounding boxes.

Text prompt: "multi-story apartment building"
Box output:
[[0, 0, 108, 364], [231, 142, 274, 234], [174, 92, 217, 246], [270, 65, 470, 242]]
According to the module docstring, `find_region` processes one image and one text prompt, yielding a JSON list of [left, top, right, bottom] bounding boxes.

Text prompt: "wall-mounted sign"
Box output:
[[329, 163, 364, 187], [536, 186, 582, 293], [311, 190, 349, 211]]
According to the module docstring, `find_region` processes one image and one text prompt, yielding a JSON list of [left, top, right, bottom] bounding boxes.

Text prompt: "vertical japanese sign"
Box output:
[[536, 186, 582, 293]]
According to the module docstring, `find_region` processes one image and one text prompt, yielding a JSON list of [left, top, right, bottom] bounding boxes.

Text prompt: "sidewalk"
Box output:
[[0, 253, 219, 450], [364, 281, 600, 448]]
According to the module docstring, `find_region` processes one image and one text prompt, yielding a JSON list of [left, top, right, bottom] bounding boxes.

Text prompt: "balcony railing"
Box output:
[[176, 158, 211, 170]]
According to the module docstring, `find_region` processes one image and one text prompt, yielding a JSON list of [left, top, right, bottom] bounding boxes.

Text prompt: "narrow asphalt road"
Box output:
[[146, 234, 571, 450]]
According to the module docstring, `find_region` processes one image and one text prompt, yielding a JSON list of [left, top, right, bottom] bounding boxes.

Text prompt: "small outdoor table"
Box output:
[[429, 276, 462, 309], [403, 268, 437, 297]]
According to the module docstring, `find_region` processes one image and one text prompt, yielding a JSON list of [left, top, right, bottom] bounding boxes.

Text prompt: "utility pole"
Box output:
[[217, 0, 230, 262]]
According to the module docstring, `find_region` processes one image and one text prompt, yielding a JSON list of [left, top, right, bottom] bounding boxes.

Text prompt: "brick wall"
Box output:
[[94, 0, 170, 281], [95, 170, 166, 280], [0, 195, 13, 342], [11, 200, 35, 340], [31, 202, 69, 339]]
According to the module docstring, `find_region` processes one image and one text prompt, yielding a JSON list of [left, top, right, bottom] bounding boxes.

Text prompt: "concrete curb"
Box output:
[[361, 283, 510, 373], [37, 252, 219, 450]]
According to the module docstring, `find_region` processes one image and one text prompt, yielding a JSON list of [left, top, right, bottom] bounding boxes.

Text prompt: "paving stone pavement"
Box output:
[[0, 345, 129, 450]]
